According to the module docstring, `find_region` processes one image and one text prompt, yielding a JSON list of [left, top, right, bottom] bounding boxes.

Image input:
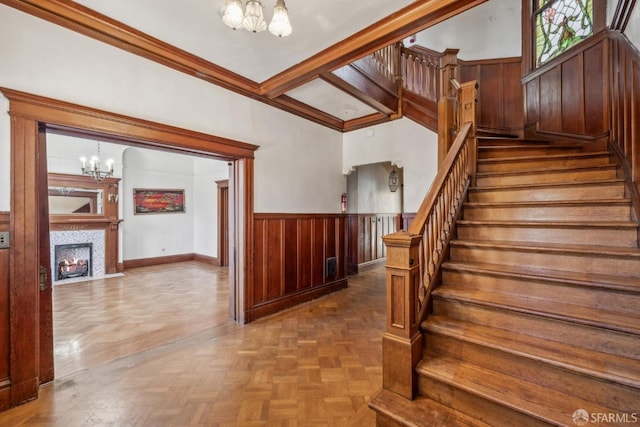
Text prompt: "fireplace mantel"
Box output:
[[48, 173, 121, 274]]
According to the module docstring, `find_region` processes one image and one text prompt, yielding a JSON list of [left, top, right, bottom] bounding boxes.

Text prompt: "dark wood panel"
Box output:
[[299, 219, 313, 289], [583, 43, 608, 135], [560, 55, 585, 135], [312, 219, 325, 286], [253, 219, 266, 304], [539, 66, 563, 132], [284, 219, 299, 295], [459, 58, 524, 134], [346, 214, 401, 274], [248, 214, 347, 322], [0, 212, 9, 410]]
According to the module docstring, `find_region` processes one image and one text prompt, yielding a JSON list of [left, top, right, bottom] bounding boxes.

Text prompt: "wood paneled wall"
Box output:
[[610, 32, 640, 203], [347, 214, 401, 274], [523, 31, 609, 139], [248, 213, 347, 322], [460, 57, 524, 135], [0, 212, 9, 410]]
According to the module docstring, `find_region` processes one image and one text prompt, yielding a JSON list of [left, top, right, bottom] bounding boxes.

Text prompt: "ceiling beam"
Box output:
[[259, 0, 488, 98], [320, 66, 398, 116]]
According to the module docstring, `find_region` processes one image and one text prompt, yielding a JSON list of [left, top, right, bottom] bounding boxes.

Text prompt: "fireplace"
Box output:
[[54, 243, 93, 281]]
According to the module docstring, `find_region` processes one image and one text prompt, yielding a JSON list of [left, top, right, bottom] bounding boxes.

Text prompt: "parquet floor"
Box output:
[[0, 261, 386, 426]]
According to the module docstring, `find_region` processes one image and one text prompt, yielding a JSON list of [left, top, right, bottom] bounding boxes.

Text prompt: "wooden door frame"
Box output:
[[1, 87, 257, 408], [216, 179, 229, 267]]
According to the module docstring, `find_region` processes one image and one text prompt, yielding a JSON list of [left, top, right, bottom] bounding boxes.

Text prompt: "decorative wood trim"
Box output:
[[260, 0, 487, 98], [122, 253, 195, 270], [0, 88, 258, 160], [342, 113, 390, 132], [194, 253, 219, 266], [0, 0, 485, 131], [0, 212, 9, 230]]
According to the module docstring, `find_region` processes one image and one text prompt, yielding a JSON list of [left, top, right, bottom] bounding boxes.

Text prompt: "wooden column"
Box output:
[[381, 231, 423, 399]]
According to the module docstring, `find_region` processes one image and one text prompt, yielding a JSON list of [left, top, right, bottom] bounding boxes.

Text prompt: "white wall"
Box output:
[[347, 162, 403, 214], [415, 0, 521, 59], [624, 3, 640, 47], [0, 5, 343, 214], [122, 148, 195, 260], [343, 119, 438, 214]]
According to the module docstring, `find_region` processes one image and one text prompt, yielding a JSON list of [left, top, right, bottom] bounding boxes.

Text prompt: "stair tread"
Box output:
[[470, 178, 626, 192], [432, 286, 640, 335], [417, 355, 616, 425], [424, 315, 640, 388], [478, 150, 610, 163], [442, 260, 640, 292], [451, 239, 640, 260], [476, 163, 617, 178], [457, 219, 639, 229], [369, 389, 493, 427], [465, 198, 631, 207]]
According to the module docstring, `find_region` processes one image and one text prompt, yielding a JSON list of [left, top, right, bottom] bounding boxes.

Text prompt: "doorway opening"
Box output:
[[3, 87, 257, 406]]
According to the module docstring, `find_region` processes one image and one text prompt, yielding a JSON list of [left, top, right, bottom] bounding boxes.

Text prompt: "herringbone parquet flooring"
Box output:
[[0, 262, 385, 426]]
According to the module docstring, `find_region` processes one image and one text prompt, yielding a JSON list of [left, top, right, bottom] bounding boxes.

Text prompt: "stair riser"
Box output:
[[442, 268, 640, 314], [424, 334, 640, 412], [456, 224, 638, 247], [477, 155, 611, 173], [432, 299, 640, 359], [417, 375, 551, 427], [478, 147, 582, 159], [476, 168, 617, 187], [450, 245, 640, 277], [463, 204, 631, 222], [468, 183, 626, 203]]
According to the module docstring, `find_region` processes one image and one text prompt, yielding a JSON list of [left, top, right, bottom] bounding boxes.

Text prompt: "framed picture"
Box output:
[[133, 188, 185, 214]]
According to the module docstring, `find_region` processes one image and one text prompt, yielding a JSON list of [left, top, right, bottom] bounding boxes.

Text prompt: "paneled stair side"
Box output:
[[371, 137, 640, 427]]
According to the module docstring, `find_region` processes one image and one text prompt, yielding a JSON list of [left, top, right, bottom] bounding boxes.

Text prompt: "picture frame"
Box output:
[[133, 188, 185, 214]]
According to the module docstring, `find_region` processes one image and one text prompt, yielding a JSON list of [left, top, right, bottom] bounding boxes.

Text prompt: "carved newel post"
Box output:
[[381, 230, 423, 399]]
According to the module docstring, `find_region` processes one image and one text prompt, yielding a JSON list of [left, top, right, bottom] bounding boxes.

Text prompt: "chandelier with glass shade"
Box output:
[[80, 142, 114, 182], [222, 0, 292, 37]]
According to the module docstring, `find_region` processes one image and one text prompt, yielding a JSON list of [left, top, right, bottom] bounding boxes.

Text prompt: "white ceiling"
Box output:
[[74, 0, 415, 83], [68, 0, 420, 125]]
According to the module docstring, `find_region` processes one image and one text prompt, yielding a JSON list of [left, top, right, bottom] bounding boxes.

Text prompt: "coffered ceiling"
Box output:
[[1, 0, 487, 131]]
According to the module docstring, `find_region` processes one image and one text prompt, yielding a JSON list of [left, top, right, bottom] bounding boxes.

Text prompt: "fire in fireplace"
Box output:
[[58, 258, 89, 280], [54, 243, 93, 281]]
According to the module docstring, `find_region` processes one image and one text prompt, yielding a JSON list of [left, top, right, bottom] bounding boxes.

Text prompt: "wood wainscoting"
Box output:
[[247, 213, 347, 322], [347, 213, 401, 275], [0, 212, 9, 410], [459, 56, 524, 136]]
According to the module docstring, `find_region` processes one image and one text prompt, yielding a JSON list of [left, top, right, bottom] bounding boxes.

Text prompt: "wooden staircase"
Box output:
[[370, 137, 640, 426]]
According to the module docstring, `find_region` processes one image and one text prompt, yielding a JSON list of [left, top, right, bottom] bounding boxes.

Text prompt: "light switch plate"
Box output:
[[0, 231, 9, 249]]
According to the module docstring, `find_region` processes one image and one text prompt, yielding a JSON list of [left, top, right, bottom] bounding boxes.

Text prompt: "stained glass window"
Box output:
[[535, 0, 594, 67]]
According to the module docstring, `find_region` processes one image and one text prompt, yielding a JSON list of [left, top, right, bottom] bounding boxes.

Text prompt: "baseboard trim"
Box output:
[[123, 253, 195, 270], [244, 279, 348, 323], [194, 253, 219, 266]]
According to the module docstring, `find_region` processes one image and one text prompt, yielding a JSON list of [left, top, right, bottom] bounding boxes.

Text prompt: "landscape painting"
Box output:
[[133, 189, 185, 214]]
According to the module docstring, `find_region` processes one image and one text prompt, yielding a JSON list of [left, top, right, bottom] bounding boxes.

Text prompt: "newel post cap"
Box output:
[[382, 230, 422, 248]]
